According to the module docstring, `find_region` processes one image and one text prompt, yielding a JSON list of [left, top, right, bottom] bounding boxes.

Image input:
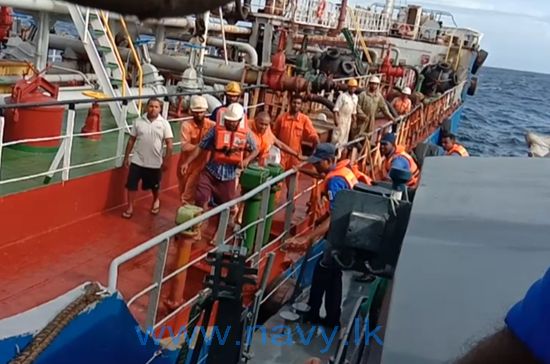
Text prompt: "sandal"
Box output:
[[122, 210, 133, 219], [151, 200, 160, 215]]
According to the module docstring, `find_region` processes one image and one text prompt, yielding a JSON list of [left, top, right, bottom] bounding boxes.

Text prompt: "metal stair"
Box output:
[[67, 5, 140, 129]]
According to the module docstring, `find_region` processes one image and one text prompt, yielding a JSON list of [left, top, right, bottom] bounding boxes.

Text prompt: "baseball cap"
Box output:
[[307, 143, 337, 164]]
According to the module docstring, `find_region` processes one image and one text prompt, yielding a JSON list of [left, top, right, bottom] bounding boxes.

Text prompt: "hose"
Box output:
[[305, 94, 335, 111]]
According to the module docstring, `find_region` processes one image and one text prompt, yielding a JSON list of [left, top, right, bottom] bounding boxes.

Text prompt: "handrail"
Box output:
[[119, 16, 143, 113], [99, 11, 127, 97]]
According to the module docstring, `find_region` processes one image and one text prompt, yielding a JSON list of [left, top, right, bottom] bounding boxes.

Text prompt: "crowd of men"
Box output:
[[120, 79, 469, 220]]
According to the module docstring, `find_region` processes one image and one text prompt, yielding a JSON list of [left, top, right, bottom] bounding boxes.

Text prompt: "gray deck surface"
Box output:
[[381, 157, 550, 363]]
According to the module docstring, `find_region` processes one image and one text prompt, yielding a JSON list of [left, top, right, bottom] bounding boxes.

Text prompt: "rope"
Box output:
[[9, 283, 104, 364]]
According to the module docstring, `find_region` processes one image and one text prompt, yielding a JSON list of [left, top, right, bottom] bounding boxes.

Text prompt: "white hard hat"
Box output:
[[402, 87, 412, 96], [189, 95, 208, 112], [369, 76, 381, 84], [224, 103, 245, 121]]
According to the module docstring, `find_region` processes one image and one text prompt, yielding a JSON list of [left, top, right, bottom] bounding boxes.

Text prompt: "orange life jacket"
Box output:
[[351, 164, 373, 185], [383, 146, 420, 187], [325, 160, 359, 190], [446, 144, 469, 157], [213, 107, 249, 165], [394, 97, 412, 115]]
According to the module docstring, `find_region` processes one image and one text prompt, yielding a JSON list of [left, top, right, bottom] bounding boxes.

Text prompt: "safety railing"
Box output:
[[104, 81, 466, 333], [346, 6, 391, 34], [119, 17, 144, 113], [0, 87, 264, 192]]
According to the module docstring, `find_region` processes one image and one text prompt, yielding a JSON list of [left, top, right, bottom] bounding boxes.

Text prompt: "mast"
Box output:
[[382, 0, 395, 16]]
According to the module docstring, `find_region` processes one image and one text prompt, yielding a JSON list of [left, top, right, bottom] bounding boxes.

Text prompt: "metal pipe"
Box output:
[[0, 73, 97, 85], [207, 37, 258, 66], [153, 25, 166, 54], [49, 35, 259, 83], [383, 0, 395, 16]]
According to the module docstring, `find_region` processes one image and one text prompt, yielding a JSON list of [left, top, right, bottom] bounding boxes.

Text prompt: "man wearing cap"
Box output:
[[183, 103, 258, 213], [304, 143, 366, 328], [209, 81, 242, 122], [332, 79, 358, 147], [392, 87, 413, 115], [379, 133, 420, 188], [356, 76, 395, 135], [177, 95, 215, 204], [441, 131, 469, 157]]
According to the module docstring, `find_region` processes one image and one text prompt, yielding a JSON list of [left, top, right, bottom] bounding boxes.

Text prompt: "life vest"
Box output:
[[383, 146, 420, 187], [325, 160, 359, 191], [213, 107, 249, 165], [351, 164, 373, 185], [394, 97, 412, 115], [446, 144, 469, 157]]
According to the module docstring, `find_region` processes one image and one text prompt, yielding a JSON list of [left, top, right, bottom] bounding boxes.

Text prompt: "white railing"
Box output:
[[0, 90, 264, 190]]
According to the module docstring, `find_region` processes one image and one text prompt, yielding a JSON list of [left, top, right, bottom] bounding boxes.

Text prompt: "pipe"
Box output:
[[202, 93, 223, 112], [207, 37, 258, 66], [49, 35, 259, 83], [0, 0, 251, 35], [369, 45, 400, 66], [383, 0, 395, 16], [0, 73, 98, 85], [329, 0, 348, 36]]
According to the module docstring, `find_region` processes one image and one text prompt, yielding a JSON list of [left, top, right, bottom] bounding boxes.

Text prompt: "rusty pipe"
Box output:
[[62, 0, 237, 19], [328, 0, 348, 36]]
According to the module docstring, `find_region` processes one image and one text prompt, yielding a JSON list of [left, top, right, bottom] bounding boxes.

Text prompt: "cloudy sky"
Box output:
[[359, 0, 550, 73]]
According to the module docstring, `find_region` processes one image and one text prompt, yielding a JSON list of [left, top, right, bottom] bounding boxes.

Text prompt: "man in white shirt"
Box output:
[[332, 79, 358, 147], [122, 98, 174, 218]]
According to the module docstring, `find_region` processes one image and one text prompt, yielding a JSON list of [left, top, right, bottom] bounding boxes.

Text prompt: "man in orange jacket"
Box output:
[[379, 133, 420, 188], [304, 143, 369, 328], [441, 132, 469, 157]]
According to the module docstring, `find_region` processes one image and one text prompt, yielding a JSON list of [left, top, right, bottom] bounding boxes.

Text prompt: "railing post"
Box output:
[[83, 8, 90, 44], [162, 96, 170, 120], [252, 187, 271, 261], [0, 116, 4, 175], [283, 173, 297, 242], [146, 237, 170, 328], [62, 104, 76, 181], [215, 208, 231, 246], [116, 100, 128, 167]]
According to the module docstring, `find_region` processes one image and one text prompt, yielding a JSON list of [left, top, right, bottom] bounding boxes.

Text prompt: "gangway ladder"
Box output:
[[67, 4, 140, 129]]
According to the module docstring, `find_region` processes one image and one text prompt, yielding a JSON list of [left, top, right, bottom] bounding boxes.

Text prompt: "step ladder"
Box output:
[[67, 4, 140, 130], [445, 34, 463, 71]]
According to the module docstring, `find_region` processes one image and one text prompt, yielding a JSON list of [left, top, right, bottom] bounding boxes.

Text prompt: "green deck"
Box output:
[[0, 107, 183, 197]]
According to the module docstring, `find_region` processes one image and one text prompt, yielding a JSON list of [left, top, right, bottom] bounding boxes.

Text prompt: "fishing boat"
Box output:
[[0, 0, 489, 363]]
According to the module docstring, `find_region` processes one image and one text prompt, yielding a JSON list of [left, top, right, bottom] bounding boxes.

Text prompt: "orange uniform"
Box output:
[[274, 112, 319, 170], [382, 146, 420, 188], [178, 118, 215, 204], [250, 123, 276, 166]]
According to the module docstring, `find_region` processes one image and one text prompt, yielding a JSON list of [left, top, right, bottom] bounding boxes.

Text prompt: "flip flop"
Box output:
[[122, 210, 133, 219], [151, 200, 160, 215]]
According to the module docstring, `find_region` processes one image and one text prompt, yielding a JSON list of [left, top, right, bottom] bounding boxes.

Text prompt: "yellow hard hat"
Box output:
[[347, 79, 358, 87], [225, 82, 242, 96]]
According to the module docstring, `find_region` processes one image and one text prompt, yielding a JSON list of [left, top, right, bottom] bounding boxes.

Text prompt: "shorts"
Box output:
[[195, 170, 238, 207], [126, 163, 162, 191]]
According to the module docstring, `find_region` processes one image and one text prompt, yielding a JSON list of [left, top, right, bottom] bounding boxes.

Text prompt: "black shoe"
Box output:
[[304, 312, 322, 325]]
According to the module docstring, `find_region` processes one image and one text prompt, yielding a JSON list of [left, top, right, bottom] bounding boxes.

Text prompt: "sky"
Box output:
[[359, 0, 550, 74]]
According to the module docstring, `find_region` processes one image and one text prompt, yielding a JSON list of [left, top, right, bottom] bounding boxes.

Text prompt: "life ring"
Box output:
[[316, 0, 326, 18]]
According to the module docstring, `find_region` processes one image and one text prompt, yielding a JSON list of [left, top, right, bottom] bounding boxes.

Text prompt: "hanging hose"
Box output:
[[9, 283, 104, 364]]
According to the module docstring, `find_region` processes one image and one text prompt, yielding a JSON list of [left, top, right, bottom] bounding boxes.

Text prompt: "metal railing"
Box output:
[[119, 16, 144, 113], [105, 81, 466, 332], [0, 87, 264, 190]]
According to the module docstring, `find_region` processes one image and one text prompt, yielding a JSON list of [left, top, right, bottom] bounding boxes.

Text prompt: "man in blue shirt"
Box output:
[[457, 267, 550, 363], [379, 133, 419, 188], [304, 143, 360, 328]]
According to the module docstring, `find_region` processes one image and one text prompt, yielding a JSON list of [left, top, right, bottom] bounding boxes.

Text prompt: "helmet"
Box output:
[[369, 76, 381, 84], [402, 87, 412, 96], [347, 79, 359, 87], [225, 82, 242, 96], [224, 103, 245, 121], [189, 95, 208, 112]]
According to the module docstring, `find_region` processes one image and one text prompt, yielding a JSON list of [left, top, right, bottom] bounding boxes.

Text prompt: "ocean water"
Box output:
[[460, 67, 550, 157]]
